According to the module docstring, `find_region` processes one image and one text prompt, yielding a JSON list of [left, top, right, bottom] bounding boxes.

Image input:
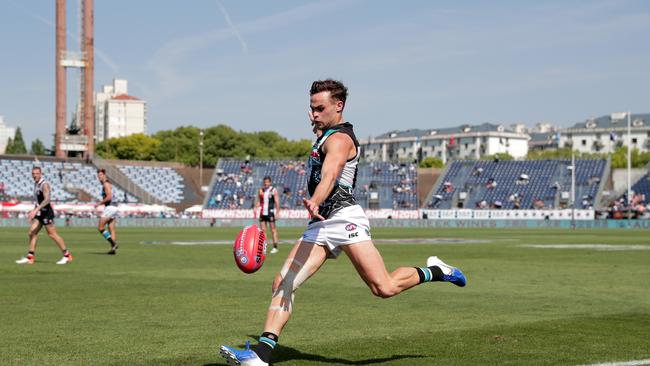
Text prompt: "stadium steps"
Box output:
[[92, 156, 162, 204], [418, 167, 444, 208], [594, 156, 611, 209], [174, 166, 214, 208], [423, 160, 454, 207], [64, 186, 95, 202]]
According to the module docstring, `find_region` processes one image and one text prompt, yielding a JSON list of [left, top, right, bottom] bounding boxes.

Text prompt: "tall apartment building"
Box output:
[[95, 79, 147, 142]]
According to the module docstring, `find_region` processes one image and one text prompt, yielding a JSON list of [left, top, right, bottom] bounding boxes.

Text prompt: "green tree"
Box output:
[[480, 152, 514, 161], [6, 127, 27, 154], [526, 147, 575, 160], [4, 138, 13, 154], [30, 138, 47, 156], [96, 134, 160, 160], [96, 124, 314, 165], [419, 156, 444, 168]]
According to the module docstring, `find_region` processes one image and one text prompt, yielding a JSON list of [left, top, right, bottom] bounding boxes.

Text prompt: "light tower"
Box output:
[[55, 0, 94, 158]]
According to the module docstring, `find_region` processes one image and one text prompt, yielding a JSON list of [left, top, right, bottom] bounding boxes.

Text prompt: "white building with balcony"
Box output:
[[361, 123, 530, 163], [559, 113, 650, 153]]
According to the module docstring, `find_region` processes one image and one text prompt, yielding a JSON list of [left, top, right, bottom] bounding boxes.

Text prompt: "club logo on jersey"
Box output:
[[310, 149, 319, 159], [345, 224, 357, 231]]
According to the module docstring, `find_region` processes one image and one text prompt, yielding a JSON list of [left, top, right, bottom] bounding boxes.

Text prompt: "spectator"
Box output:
[[486, 178, 497, 189], [516, 174, 529, 185], [443, 181, 454, 193]]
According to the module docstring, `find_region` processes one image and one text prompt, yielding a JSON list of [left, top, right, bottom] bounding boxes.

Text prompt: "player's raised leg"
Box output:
[[16, 220, 42, 264], [342, 240, 466, 299], [220, 240, 329, 366]]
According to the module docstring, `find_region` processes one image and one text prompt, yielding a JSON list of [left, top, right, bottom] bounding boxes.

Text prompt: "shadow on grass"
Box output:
[[205, 336, 425, 365]]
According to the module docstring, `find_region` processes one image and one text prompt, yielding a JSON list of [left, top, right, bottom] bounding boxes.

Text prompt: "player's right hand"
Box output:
[[302, 198, 324, 221]]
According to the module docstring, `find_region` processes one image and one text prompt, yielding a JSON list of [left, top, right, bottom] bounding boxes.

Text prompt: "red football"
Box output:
[[233, 225, 267, 273]]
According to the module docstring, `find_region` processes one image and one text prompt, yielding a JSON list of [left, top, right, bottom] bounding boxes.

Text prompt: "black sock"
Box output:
[[253, 332, 278, 363], [102, 230, 116, 246], [62, 249, 70, 257], [415, 266, 445, 284], [28, 251, 35, 257]]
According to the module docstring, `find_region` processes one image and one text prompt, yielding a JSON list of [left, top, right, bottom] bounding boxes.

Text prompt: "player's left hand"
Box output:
[[302, 198, 324, 221], [27, 209, 37, 221]]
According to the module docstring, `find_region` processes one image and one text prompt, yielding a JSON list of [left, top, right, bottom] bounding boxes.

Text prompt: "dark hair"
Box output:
[[32, 166, 42, 172], [97, 169, 106, 174], [263, 176, 272, 182], [310, 79, 348, 106]]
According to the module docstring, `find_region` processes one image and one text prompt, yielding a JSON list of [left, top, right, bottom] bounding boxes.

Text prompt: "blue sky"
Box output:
[[1, 0, 648, 146]]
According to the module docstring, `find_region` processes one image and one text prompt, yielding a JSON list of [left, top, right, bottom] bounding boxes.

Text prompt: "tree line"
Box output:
[[4, 127, 46, 155], [95, 125, 312, 166], [4, 125, 650, 170]]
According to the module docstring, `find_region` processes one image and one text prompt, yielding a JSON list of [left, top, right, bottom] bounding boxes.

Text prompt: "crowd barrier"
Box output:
[[2, 217, 650, 229]]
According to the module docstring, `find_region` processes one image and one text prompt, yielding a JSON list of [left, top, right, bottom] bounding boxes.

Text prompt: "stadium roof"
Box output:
[[112, 94, 141, 101], [374, 122, 518, 139], [565, 113, 650, 130]]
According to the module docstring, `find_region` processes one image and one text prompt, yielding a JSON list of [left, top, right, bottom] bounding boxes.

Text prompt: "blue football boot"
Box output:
[[426, 256, 467, 287], [220, 341, 268, 366]]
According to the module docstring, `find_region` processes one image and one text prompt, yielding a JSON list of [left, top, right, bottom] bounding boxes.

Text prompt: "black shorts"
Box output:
[[36, 210, 55, 226], [259, 213, 276, 223]]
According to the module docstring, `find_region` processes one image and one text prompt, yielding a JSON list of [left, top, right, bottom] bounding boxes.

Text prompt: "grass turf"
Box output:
[[0, 226, 649, 365]]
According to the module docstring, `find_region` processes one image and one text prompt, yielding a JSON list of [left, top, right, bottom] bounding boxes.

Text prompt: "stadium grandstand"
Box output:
[[203, 159, 418, 210], [427, 159, 609, 210], [2, 154, 649, 219], [0, 155, 207, 212]]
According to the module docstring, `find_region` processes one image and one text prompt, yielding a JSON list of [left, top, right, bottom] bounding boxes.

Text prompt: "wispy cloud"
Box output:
[[147, 0, 354, 101], [215, 0, 248, 54]]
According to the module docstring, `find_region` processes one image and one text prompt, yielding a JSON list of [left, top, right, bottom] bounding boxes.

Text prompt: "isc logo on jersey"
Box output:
[[345, 223, 358, 238]]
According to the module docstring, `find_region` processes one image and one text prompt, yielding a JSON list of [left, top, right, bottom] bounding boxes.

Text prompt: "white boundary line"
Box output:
[[579, 359, 650, 366]]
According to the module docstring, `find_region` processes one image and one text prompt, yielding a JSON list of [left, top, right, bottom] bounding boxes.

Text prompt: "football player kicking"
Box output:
[[16, 166, 73, 265], [220, 80, 467, 366]]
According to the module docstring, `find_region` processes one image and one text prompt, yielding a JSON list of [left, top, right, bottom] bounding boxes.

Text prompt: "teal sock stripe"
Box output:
[[102, 231, 111, 239], [420, 267, 432, 282], [259, 336, 277, 348]]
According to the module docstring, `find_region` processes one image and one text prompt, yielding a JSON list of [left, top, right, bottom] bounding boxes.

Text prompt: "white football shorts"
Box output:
[[301, 204, 371, 258], [101, 205, 120, 219]]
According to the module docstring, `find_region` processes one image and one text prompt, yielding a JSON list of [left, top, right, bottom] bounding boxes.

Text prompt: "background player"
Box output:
[[15, 166, 72, 265], [254, 176, 281, 254], [95, 169, 119, 254], [220, 79, 466, 366]]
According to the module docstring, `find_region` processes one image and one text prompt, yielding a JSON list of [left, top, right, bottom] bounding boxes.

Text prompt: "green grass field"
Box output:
[[1, 226, 649, 366]]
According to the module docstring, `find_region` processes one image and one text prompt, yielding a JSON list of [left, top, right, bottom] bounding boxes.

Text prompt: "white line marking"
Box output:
[[579, 359, 650, 366], [521, 244, 650, 251], [140, 238, 494, 246]]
